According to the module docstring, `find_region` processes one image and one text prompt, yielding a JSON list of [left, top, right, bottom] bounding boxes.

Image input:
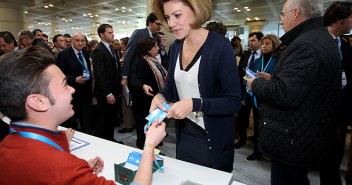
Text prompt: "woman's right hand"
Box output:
[[143, 84, 154, 96], [149, 94, 167, 113]]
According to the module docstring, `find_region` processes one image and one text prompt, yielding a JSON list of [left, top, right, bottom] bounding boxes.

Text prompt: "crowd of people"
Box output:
[[0, 0, 351, 184]]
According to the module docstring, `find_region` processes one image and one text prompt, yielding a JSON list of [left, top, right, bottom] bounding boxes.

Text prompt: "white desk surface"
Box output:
[[69, 130, 245, 185]]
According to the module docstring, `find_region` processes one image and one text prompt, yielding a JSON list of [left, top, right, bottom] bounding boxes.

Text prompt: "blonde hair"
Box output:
[[260, 34, 280, 49], [153, 0, 212, 29]]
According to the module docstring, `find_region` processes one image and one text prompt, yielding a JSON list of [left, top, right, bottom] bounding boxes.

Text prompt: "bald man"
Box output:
[[56, 33, 93, 134]]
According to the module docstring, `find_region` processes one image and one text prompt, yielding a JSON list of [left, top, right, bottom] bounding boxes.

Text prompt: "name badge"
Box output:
[[83, 69, 90, 80], [342, 71, 347, 89]]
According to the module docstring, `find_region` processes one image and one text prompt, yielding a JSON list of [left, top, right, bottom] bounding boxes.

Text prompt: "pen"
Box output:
[[71, 139, 81, 145]]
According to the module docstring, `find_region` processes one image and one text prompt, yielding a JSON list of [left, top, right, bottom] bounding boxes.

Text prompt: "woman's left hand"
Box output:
[[167, 99, 193, 119], [143, 84, 154, 96]]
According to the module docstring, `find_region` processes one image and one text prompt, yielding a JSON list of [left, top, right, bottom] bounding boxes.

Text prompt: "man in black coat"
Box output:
[[321, 2, 352, 185], [56, 32, 93, 134], [246, 0, 341, 184], [92, 24, 122, 142]]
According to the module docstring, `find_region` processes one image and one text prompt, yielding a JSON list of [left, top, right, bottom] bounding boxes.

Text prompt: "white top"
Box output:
[[174, 54, 205, 129]]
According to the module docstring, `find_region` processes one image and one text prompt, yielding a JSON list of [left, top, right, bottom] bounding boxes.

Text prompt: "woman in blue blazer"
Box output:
[[151, 0, 241, 172]]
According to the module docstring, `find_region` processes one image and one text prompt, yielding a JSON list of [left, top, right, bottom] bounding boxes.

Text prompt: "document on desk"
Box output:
[[70, 137, 90, 151]]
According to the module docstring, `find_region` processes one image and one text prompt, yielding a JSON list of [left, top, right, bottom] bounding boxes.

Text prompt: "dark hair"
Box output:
[[249, 32, 264, 41], [120, 37, 129, 46], [324, 1, 352, 26], [97, 24, 113, 38], [32, 29, 43, 36], [52, 34, 63, 43], [137, 37, 157, 58], [19, 30, 34, 40], [205, 21, 227, 36], [0, 46, 56, 121], [42, 34, 48, 39], [146, 12, 159, 26], [231, 36, 241, 42], [63, 33, 71, 38], [0, 31, 18, 47], [88, 40, 98, 50]]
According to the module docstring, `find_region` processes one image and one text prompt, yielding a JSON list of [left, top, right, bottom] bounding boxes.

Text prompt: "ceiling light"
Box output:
[[62, 18, 66, 20], [237, 10, 241, 12], [69, 19, 72, 21], [95, 15, 99, 17], [129, 9, 132, 11], [122, 7, 126, 9], [122, 10, 125, 13], [115, 8, 119, 10], [49, 4, 53, 7], [88, 13, 92, 15], [244, 7, 248, 9], [234, 8, 238, 10], [247, 9, 251, 11], [24, 11, 28, 13], [44, 5, 49, 8], [83, 14, 86, 16], [90, 15, 93, 18]]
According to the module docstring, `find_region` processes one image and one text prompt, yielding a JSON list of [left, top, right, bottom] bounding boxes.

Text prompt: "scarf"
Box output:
[[143, 55, 168, 91]]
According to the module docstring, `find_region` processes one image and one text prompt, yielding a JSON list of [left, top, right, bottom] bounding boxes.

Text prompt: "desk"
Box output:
[[70, 130, 245, 185]]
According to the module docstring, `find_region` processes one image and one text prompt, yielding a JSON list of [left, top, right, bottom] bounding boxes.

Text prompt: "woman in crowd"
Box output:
[[151, 0, 241, 172], [0, 31, 18, 55], [135, 36, 168, 149], [245, 34, 279, 161]]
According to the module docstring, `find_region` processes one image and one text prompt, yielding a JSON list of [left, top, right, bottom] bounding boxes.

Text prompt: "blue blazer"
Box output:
[[160, 31, 241, 172]]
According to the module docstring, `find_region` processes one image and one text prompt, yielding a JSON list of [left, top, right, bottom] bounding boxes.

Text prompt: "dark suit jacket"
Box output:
[[122, 27, 162, 86], [237, 51, 251, 97], [92, 42, 121, 97], [56, 47, 92, 102], [341, 38, 352, 121]]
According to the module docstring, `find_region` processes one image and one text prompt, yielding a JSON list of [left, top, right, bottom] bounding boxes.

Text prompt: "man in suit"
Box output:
[[321, 2, 352, 184], [92, 24, 122, 142], [52, 34, 67, 58], [56, 32, 93, 134], [235, 32, 263, 161], [121, 12, 166, 149]]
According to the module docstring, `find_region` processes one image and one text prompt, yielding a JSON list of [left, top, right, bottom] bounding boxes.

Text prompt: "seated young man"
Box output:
[[0, 46, 166, 185]]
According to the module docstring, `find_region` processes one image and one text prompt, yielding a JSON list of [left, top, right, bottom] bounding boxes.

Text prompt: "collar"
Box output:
[[10, 121, 61, 134], [101, 40, 111, 50], [280, 17, 324, 46], [147, 27, 154, 37], [71, 46, 82, 55]]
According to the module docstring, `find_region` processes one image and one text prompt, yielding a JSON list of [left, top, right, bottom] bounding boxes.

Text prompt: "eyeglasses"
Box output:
[[280, 9, 295, 19], [18, 36, 28, 42], [154, 22, 163, 27]]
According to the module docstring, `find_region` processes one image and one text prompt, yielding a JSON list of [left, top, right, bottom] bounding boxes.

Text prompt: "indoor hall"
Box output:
[[0, 0, 351, 185]]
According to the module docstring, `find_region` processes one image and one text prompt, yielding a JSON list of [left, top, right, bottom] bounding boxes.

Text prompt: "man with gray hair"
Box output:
[[17, 30, 34, 48], [246, 0, 340, 184]]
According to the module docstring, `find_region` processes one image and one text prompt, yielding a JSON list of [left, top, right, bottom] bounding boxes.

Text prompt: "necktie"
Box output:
[[249, 51, 256, 70], [77, 52, 86, 69], [335, 38, 342, 62], [109, 45, 118, 69]]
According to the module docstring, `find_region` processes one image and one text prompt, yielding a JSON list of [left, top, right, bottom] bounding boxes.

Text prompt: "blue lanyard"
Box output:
[[261, 56, 273, 72], [10, 128, 64, 152]]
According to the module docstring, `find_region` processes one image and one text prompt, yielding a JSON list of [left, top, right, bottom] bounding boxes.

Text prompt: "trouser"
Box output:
[[237, 101, 259, 143], [271, 160, 309, 185]]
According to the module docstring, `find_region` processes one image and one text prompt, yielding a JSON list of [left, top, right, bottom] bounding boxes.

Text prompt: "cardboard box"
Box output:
[[114, 160, 164, 185]]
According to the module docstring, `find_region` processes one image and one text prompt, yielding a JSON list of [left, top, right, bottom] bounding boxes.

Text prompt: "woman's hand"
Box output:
[[88, 156, 104, 174], [149, 94, 167, 112], [143, 84, 154, 96], [167, 99, 193, 119]]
